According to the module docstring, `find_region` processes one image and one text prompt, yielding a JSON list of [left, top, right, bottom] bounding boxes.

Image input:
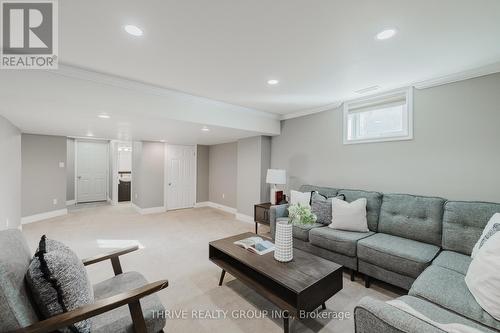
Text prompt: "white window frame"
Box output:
[[343, 87, 413, 144]]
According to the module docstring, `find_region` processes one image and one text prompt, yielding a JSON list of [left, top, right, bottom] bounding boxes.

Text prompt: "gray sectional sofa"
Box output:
[[269, 185, 500, 333]]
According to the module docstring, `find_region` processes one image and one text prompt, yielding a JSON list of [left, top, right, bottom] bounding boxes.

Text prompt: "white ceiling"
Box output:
[[57, 0, 500, 114], [1, 0, 500, 144]]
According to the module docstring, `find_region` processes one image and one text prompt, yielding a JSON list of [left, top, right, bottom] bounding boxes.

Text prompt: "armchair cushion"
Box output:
[[26, 236, 94, 333], [0, 229, 39, 332], [92, 272, 166, 333]]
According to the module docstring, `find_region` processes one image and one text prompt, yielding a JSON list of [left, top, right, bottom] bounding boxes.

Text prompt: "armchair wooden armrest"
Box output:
[[10, 279, 168, 333], [82, 245, 139, 275]]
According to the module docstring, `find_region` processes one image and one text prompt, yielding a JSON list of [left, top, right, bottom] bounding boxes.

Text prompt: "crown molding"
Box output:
[[280, 61, 500, 121], [412, 61, 500, 89], [49, 63, 280, 120]]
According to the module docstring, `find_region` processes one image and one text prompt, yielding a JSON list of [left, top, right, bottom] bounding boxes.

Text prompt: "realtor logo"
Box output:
[[1, 0, 58, 69]]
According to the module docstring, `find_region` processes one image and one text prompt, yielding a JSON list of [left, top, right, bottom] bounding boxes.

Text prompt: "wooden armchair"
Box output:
[[0, 230, 168, 333]]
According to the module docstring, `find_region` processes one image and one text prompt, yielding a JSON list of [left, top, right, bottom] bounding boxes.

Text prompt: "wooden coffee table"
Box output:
[[209, 232, 343, 332]]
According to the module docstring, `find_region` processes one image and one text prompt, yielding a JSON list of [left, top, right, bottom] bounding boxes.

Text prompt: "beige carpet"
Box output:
[[22, 204, 402, 333]]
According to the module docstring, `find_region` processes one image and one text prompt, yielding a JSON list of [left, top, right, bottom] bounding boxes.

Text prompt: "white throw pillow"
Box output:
[[471, 213, 500, 258], [329, 198, 369, 232], [465, 231, 500, 321], [290, 190, 311, 207]]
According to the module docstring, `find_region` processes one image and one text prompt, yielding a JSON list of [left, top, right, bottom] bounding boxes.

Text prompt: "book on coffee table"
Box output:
[[234, 236, 275, 255]]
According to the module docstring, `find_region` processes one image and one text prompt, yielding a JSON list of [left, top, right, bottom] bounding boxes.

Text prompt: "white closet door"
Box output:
[[166, 145, 196, 210], [77, 141, 108, 203]]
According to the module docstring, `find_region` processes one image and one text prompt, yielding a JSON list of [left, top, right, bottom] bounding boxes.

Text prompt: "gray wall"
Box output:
[[209, 142, 237, 208], [236, 136, 271, 216], [0, 116, 21, 230], [196, 145, 209, 202], [260, 136, 272, 203], [271, 73, 500, 203], [132, 141, 165, 209], [131, 141, 143, 207], [66, 138, 75, 202], [22, 134, 67, 217]]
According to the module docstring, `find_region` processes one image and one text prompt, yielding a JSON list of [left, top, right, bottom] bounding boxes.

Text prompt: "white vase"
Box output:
[[274, 220, 293, 262]]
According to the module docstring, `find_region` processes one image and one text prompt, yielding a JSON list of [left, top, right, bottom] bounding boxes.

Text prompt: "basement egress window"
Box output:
[[343, 88, 413, 144]]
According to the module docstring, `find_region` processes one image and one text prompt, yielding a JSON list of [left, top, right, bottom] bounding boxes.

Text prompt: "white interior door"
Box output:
[[166, 145, 196, 210], [77, 141, 108, 203]]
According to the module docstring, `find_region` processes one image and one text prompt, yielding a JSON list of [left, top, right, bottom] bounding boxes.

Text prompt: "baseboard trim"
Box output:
[[66, 200, 76, 206], [195, 201, 237, 214], [21, 209, 68, 224], [132, 203, 166, 215], [195, 202, 254, 224], [235, 213, 254, 224]]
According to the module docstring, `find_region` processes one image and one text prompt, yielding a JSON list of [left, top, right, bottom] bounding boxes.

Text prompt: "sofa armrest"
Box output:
[[269, 204, 289, 239], [354, 297, 446, 333]]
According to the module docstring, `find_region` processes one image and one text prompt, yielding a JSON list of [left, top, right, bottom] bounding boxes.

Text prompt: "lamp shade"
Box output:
[[266, 169, 286, 185]]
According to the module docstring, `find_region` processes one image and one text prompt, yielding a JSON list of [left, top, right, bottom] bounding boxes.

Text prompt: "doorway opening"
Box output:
[[117, 144, 132, 202], [110, 141, 133, 205]]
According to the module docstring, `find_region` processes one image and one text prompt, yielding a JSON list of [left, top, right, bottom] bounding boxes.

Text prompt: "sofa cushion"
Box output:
[[432, 250, 471, 275], [26, 236, 93, 333], [443, 201, 500, 255], [292, 223, 323, 241], [92, 271, 166, 333], [357, 233, 439, 278], [378, 194, 445, 246], [309, 227, 374, 257], [338, 189, 382, 232], [0, 229, 39, 332], [299, 185, 339, 199], [410, 265, 500, 331], [396, 295, 499, 333]]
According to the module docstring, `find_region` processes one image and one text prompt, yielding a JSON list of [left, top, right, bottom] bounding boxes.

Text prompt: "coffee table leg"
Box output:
[[283, 311, 289, 333], [218, 270, 226, 286]]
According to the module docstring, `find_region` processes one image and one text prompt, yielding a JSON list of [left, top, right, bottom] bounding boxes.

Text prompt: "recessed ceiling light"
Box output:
[[98, 114, 110, 119], [201, 126, 210, 132], [124, 25, 143, 37], [376, 29, 397, 40], [267, 79, 279, 85], [160, 140, 166, 143], [86, 132, 94, 137]]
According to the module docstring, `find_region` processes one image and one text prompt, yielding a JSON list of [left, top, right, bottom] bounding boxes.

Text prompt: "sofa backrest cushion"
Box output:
[[443, 201, 500, 255], [0, 229, 39, 331], [338, 189, 382, 232], [378, 194, 445, 246], [299, 185, 338, 198]]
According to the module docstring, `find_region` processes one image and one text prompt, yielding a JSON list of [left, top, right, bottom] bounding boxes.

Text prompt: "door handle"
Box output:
[[77, 176, 82, 179], [168, 183, 172, 186]]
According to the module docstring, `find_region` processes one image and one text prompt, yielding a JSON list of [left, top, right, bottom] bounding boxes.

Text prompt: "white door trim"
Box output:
[[164, 144, 197, 211], [75, 139, 109, 204]]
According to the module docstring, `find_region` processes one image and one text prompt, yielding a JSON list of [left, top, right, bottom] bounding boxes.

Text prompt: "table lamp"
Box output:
[[266, 169, 287, 205]]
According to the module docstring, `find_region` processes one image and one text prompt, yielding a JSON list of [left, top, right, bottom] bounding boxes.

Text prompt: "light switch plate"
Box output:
[[59, 162, 65, 168]]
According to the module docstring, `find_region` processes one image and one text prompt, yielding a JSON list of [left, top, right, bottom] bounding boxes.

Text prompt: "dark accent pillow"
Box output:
[[26, 236, 93, 333], [311, 192, 345, 225]]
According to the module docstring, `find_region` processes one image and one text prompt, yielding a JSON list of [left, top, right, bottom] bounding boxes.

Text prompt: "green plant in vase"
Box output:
[[288, 203, 317, 225]]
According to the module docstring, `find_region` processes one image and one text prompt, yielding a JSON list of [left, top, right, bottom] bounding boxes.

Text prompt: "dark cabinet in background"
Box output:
[[118, 181, 131, 202]]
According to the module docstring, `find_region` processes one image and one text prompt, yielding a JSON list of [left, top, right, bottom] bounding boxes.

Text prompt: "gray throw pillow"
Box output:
[[311, 192, 345, 225], [26, 236, 93, 333]]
